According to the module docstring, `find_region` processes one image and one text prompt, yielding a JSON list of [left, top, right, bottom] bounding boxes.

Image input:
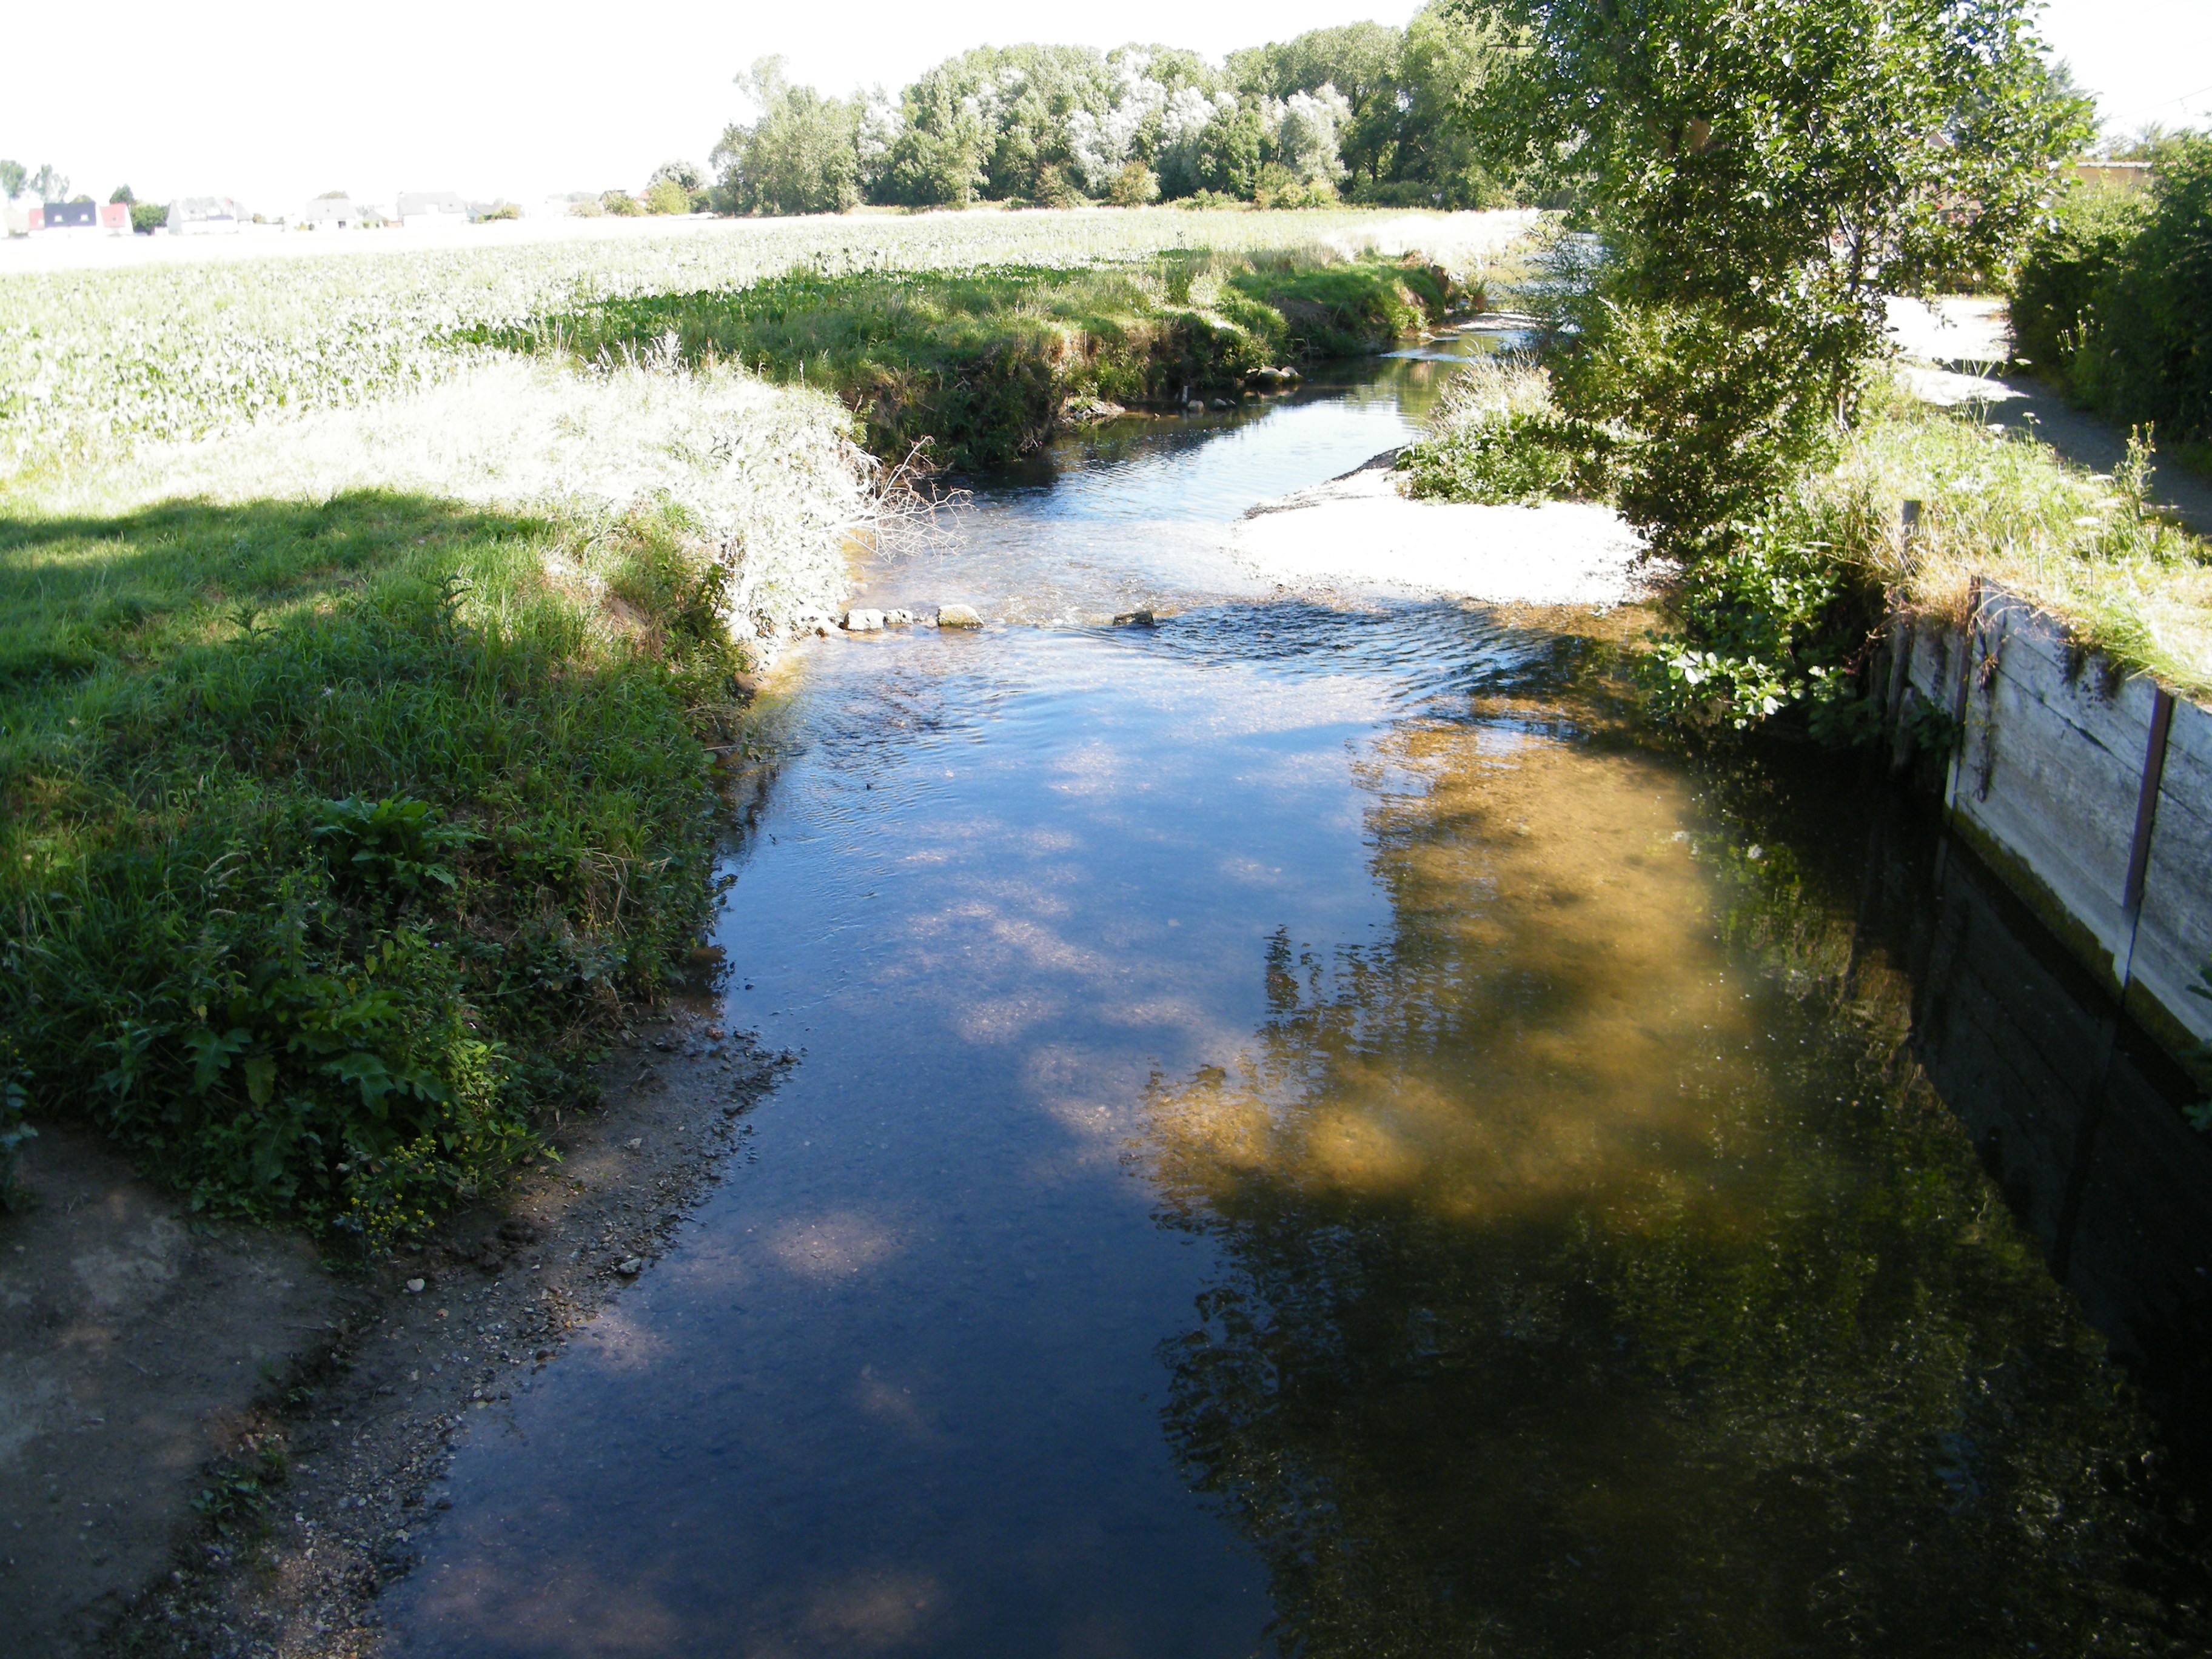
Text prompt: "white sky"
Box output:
[[3, 0, 2206, 214]]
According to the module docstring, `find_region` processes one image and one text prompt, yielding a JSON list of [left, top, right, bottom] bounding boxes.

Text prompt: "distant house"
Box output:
[[397, 190, 467, 229], [36, 199, 96, 233], [17, 199, 129, 235], [298, 196, 364, 230], [169, 196, 248, 235]]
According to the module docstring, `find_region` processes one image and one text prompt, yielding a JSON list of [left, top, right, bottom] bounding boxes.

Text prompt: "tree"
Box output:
[[1231, 22, 1406, 185], [2071, 134, 2212, 441], [1456, 0, 2091, 558], [28, 164, 70, 203], [110, 184, 136, 205], [712, 58, 862, 215], [871, 63, 989, 207], [0, 160, 23, 201], [1263, 86, 1353, 187], [1383, 5, 1516, 209]]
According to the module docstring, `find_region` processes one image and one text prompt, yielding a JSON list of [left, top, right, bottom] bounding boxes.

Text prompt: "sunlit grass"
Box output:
[[1833, 397, 2212, 696]]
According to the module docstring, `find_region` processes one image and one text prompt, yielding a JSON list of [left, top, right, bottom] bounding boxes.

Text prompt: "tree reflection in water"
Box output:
[[1144, 703, 2207, 1656]]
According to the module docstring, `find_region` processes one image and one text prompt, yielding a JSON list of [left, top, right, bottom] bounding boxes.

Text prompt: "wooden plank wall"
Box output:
[[1897, 584, 2212, 1059]]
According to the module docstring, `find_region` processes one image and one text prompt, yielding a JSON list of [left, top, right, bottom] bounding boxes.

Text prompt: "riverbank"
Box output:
[[481, 247, 1485, 470], [1, 999, 783, 1657], [1, 215, 1555, 1652], [0, 361, 871, 1242]]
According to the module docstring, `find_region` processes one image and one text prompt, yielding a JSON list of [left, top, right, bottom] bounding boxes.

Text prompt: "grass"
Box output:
[[1836, 398, 2212, 697], [1, 361, 870, 1236], [474, 249, 1475, 469], [1, 490, 727, 1235]]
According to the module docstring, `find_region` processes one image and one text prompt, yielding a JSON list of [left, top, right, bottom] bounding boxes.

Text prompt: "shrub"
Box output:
[[1174, 190, 1250, 212], [567, 195, 605, 218], [1031, 165, 1080, 209], [2066, 135, 2212, 443], [600, 190, 645, 216], [129, 201, 167, 235], [1397, 357, 1607, 503], [1253, 163, 1338, 210], [643, 178, 692, 215], [1643, 501, 1882, 735], [477, 202, 521, 223], [1110, 163, 1161, 207], [2010, 183, 2148, 382]]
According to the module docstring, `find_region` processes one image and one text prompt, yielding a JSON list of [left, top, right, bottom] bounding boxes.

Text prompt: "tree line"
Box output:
[[707, 6, 1516, 216]]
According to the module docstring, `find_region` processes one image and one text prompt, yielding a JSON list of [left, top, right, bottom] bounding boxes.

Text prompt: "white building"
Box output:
[[167, 196, 249, 235], [397, 189, 468, 229], [297, 196, 365, 230]]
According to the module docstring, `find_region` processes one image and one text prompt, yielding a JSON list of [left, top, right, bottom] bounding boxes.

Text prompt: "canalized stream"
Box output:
[[384, 354, 2212, 1656]]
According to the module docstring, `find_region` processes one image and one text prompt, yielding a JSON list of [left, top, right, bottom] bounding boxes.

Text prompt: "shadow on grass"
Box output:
[[0, 491, 548, 688]]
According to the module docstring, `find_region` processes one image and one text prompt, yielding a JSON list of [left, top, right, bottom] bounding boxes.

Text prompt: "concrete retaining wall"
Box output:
[[1883, 583, 2212, 1062]]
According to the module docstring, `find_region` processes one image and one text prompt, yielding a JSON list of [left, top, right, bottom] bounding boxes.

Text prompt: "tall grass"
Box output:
[[1, 360, 873, 1235], [1837, 403, 2212, 693]]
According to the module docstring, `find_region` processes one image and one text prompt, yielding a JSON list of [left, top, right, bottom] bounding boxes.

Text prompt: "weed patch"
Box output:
[[0, 491, 746, 1236]]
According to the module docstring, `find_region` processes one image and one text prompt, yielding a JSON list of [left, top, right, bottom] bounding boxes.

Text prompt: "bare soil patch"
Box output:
[[0, 1004, 786, 1659]]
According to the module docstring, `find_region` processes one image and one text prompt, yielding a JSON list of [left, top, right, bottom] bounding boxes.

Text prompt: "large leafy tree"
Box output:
[[1456, 0, 2090, 556], [711, 58, 860, 215], [1229, 22, 1405, 184]]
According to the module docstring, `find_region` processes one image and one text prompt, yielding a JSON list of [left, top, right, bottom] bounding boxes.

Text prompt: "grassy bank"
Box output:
[[480, 249, 1473, 469], [1, 363, 870, 1230], [1400, 355, 2212, 721]]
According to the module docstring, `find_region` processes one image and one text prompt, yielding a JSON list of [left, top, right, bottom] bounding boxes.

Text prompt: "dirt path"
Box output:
[[0, 1002, 790, 1658], [1889, 295, 2212, 538]]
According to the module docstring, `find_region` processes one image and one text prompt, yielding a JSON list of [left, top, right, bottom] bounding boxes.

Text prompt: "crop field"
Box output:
[[0, 209, 1532, 480]]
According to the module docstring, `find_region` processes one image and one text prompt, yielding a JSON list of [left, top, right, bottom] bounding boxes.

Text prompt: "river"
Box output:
[[382, 350, 2212, 1656]]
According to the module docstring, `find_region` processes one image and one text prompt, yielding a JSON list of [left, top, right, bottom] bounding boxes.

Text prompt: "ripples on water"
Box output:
[[385, 354, 2212, 1657]]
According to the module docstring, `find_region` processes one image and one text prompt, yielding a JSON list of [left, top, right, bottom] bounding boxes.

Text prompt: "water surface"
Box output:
[[385, 356, 2212, 1657]]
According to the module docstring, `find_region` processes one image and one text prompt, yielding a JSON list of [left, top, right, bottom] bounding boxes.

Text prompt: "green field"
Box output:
[[0, 210, 1521, 480]]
